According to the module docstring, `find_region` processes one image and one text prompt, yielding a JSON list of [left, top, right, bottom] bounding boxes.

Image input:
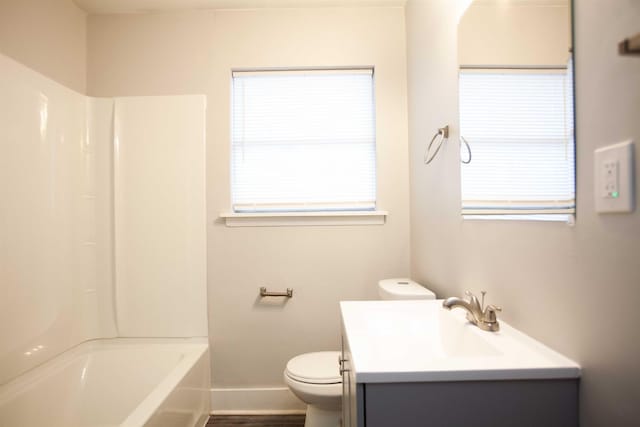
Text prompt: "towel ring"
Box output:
[[424, 125, 449, 165], [460, 135, 472, 164]]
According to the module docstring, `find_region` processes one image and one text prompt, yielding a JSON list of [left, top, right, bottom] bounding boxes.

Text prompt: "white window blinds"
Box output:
[[459, 68, 575, 216], [231, 69, 376, 213]]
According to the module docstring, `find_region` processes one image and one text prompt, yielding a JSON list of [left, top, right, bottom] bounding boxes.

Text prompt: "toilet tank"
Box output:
[[378, 278, 436, 300]]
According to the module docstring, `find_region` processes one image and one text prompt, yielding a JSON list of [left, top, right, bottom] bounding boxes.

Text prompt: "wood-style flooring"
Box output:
[[207, 414, 306, 426]]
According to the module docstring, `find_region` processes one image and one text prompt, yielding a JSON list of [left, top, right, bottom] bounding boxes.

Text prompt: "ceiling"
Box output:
[[471, 0, 569, 5], [73, 0, 407, 14]]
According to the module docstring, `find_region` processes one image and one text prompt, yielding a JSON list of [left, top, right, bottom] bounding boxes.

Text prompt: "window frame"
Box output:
[[223, 67, 387, 227], [458, 66, 576, 223]]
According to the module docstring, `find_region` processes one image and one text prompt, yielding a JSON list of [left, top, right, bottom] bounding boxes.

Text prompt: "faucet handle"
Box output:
[[483, 305, 502, 323], [464, 291, 480, 307], [464, 291, 479, 306]]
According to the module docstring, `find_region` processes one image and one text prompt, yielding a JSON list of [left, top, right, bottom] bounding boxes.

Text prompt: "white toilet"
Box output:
[[284, 278, 435, 427]]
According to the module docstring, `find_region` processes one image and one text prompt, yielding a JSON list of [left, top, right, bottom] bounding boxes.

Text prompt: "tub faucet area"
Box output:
[[442, 291, 502, 332]]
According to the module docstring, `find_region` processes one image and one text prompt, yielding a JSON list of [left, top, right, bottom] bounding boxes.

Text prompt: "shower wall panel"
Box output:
[[0, 54, 108, 384], [113, 96, 207, 338]]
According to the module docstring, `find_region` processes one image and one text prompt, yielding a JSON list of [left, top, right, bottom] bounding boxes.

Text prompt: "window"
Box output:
[[231, 68, 376, 214], [459, 66, 575, 219]]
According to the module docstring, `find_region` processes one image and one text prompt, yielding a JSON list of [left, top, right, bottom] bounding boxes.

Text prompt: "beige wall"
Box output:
[[406, 0, 640, 425], [0, 0, 87, 93], [87, 11, 212, 96], [87, 7, 410, 389], [458, 2, 571, 66]]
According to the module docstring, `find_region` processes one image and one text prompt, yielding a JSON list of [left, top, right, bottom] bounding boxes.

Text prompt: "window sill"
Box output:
[[219, 210, 388, 227], [462, 214, 575, 225]]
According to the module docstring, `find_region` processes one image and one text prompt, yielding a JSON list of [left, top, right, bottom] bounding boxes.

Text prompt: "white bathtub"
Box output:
[[0, 338, 210, 427]]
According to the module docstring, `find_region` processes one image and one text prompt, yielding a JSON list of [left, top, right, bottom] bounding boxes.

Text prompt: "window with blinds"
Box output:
[[231, 68, 376, 213], [459, 67, 575, 218]]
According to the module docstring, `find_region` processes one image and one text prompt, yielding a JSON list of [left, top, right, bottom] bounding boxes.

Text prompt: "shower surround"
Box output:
[[0, 53, 209, 427]]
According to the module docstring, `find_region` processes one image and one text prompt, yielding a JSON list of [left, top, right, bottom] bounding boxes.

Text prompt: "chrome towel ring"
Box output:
[[424, 125, 449, 164], [460, 135, 472, 164]]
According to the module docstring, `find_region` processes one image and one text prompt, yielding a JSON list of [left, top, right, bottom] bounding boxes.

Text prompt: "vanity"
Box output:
[[339, 300, 580, 427]]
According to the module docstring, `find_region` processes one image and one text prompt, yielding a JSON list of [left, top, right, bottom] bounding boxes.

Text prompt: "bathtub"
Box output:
[[0, 338, 210, 427]]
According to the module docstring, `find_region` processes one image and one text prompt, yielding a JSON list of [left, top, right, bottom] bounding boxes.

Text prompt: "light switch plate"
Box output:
[[594, 140, 635, 213]]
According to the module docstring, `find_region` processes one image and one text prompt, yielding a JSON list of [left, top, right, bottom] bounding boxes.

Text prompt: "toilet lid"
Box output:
[[285, 351, 342, 384], [378, 278, 435, 299]]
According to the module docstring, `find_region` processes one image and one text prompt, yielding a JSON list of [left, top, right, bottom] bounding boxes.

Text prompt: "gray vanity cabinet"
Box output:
[[340, 330, 578, 427]]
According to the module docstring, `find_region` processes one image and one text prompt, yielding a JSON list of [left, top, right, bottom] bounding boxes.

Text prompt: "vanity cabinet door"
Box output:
[[340, 335, 351, 426], [348, 366, 363, 427], [362, 380, 578, 427], [341, 334, 364, 427]]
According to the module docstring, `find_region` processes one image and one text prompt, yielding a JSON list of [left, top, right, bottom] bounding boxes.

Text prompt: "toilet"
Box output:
[[284, 278, 435, 427]]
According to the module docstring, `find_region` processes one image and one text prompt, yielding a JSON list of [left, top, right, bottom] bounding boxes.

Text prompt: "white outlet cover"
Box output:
[[594, 140, 635, 213]]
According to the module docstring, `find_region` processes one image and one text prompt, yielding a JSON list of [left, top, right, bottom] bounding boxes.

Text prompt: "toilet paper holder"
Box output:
[[260, 287, 293, 298]]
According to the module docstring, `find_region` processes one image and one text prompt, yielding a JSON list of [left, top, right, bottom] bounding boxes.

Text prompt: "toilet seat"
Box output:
[[285, 351, 341, 384]]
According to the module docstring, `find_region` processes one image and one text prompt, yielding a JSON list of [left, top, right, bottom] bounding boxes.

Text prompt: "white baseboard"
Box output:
[[210, 387, 306, 414]]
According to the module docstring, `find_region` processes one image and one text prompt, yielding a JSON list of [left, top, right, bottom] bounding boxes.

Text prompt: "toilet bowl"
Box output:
[[284, 279, 434, 427], [284, 351, 342, 427]]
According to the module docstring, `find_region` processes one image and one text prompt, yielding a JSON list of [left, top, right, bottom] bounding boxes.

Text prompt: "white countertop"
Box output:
[[340, 300, 580, 383]]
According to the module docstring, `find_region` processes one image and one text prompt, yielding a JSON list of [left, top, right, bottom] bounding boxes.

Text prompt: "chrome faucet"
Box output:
[[442, 291, 501, 332]]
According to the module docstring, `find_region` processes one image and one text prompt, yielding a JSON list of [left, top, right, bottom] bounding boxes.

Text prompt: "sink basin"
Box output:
[[340, 299, 580, 383]]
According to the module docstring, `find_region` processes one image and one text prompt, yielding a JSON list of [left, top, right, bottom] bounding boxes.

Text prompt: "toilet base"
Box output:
[[304, 404, 341, 427]]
